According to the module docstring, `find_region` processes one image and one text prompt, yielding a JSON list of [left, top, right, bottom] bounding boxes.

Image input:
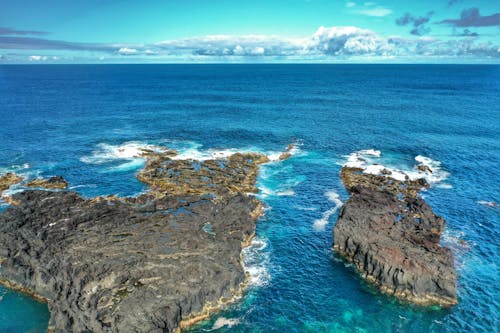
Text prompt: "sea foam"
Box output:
[[82, 141, 302, 164], [210, 317, 240, 330], [342, 149, 450, 186], [241, 237, 271, 287], [80, 142, 158, 164], [477, 200, 498, 208], [313, 191, 343, 231]]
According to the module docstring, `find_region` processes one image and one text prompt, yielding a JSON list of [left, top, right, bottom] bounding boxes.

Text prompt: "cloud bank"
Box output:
[[0, 25, 499, 62]]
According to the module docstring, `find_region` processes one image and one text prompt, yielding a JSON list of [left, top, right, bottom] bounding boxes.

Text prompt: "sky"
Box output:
[[0, 0, 499, 63]]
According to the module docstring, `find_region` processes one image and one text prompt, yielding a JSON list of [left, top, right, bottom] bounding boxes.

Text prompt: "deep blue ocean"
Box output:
[[0, 64, 498, 333]]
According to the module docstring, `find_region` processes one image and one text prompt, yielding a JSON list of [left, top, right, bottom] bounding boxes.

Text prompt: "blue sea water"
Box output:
[[0, 64, 498, 332]]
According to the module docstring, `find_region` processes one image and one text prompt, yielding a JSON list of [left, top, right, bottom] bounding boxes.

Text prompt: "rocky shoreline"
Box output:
[[333, 167, 457, 307], [0, 145, 291, 332]]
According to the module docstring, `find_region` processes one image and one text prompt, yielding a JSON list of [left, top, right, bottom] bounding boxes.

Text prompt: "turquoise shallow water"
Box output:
[[0, 64, 499, 332]]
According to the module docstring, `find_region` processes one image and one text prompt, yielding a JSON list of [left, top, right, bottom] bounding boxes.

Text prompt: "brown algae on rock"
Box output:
[[0, 172, 23, 194], [26, 176, 68, 189]]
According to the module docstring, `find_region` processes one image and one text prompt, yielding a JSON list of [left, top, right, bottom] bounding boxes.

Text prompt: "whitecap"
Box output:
[[241, 237, 271, 287], [343, 149, 382, 169], [313, 191, 343, 231], [69, 184, 98, 190], [295, 206, 318, 211], [257, 164, 304, 199], [257, 185, 274, 199], [266, 152, 283, 162], [210, 317, 240, 330], [342, 149, 450, 186], [80, 142, 159, 164], [106, 159, 145, 173], [267, 141, 304, 162], [7, 163, 31, 171], [1, 187, 25, 199], [357, 149, 381, 157], [477, 200, 498, 208], [441, 229, 470, 268], [411, 155, 450, 184], [82, 141, 305, 171], [276, 189, 295, 196], [169, 141, 266, 161], [171, 147, 236, 161], [173, 140, 304, 163]]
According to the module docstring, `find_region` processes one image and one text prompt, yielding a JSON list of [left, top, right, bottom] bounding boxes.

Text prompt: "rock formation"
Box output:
[[0, 172, 23, 194], [0, 145, 287, 332], [26, 176, 68, 189], [333, 167, 457, 307]]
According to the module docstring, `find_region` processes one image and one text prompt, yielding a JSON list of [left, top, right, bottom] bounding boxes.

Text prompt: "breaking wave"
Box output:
[[313, 191, 343, 231], [342, 149, 450, 186], [241, 237, 271, 287]]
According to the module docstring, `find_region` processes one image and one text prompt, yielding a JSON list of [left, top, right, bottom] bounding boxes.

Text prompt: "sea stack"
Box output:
[[0, 145, 292, 333], [333, 167, 457, 307]]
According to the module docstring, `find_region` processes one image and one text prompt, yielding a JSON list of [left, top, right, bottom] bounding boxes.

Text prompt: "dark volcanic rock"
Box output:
[[333, 167, 457, 307], [0, 146, 281, 332]]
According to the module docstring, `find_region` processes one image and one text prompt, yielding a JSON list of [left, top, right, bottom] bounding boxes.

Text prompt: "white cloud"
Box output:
[[354, 7, 393, 17], [118, 47, 138, 55], [346, 2, 356, 8], [308, 26, 377, 54], [10, 25, 498, 63], [233, 45, 245, 55], [29, 55, 47, 61], [147, 27, 500, 60], [252, 46, 266, 55], [147, 26, 499, 60], [156, 35, 305, 57]]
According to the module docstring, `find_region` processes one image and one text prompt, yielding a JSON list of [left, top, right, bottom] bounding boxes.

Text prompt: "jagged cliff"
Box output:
[[333, 167, 457, 307]]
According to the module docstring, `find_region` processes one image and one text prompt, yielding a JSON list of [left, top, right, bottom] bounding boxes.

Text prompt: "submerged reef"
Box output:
[[334, 167, 457, 306], [0, 146, 287, 332]]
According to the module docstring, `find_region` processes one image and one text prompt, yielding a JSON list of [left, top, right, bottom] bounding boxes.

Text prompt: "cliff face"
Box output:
[[0, 146, 278, 333], [333, 167, 457, 307]]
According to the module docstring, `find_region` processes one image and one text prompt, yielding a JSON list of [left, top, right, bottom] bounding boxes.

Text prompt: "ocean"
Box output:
[[0, 64, 498, 332]]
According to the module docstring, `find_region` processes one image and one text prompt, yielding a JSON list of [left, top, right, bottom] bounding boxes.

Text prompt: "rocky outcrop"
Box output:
[[0, 145, 284, 332], [137, 148, 269, 199], [0, 172, 23, 194], [26, 176, 68, 189], [278, 143, 295, 161], [333, 167, 457, 307]]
